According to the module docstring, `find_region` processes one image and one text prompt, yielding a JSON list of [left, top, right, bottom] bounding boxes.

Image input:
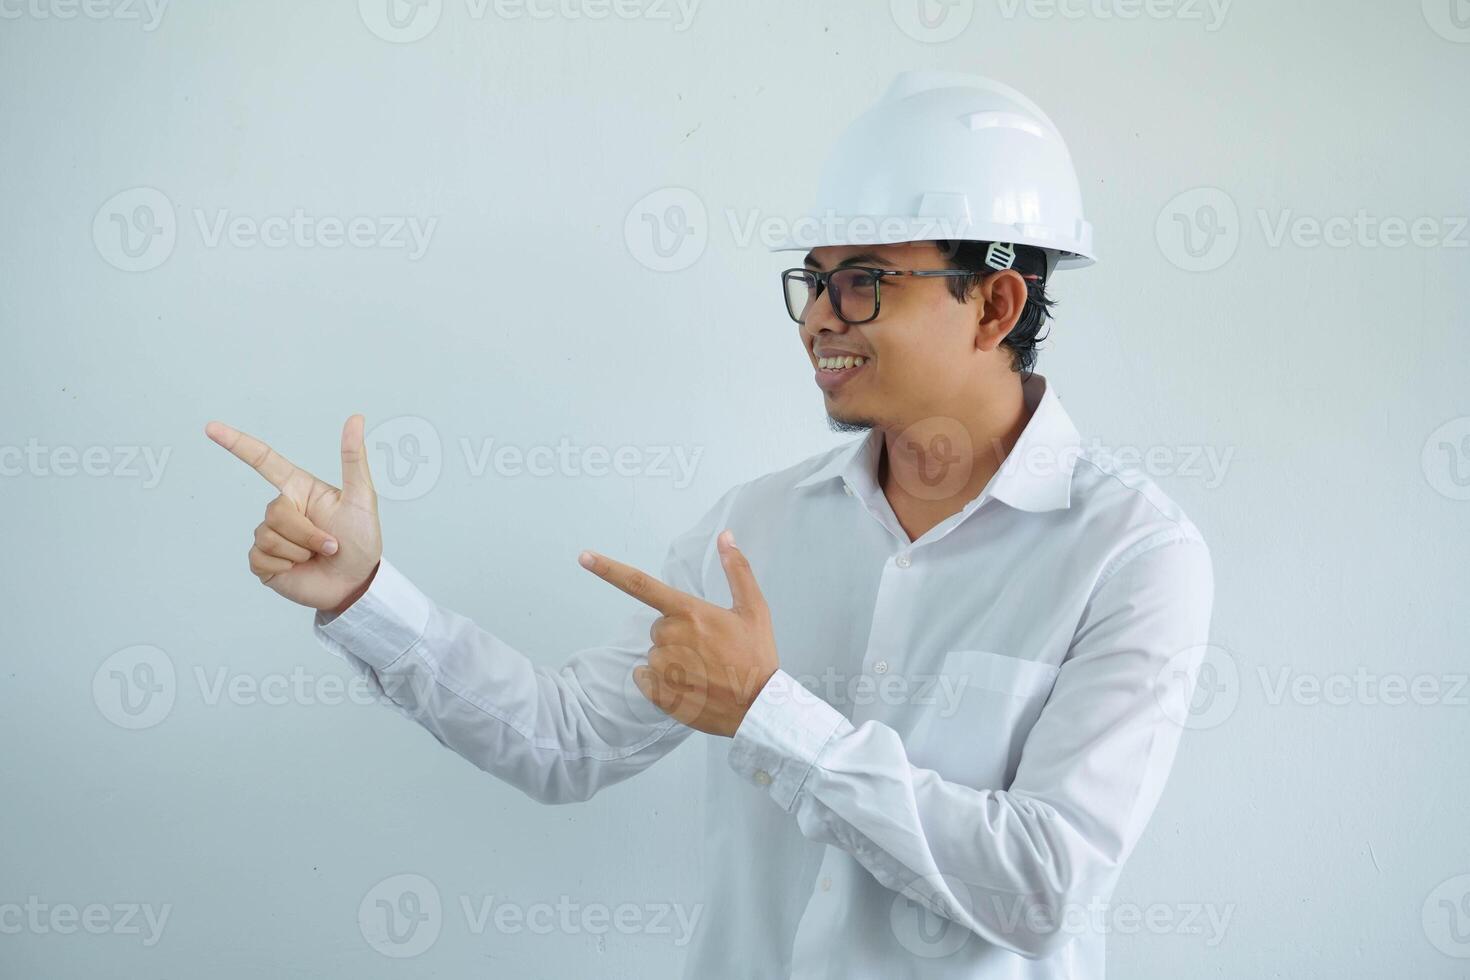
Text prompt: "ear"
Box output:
[[974, 269, 1030, 353]]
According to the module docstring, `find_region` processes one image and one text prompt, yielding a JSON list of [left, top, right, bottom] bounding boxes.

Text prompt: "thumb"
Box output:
[[340, 413, 376, 501], [718, 530, 765, 618]]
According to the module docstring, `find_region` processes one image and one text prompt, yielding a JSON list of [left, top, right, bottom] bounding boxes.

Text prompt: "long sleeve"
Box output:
[[313, 486, 740, 804], [726, 528, 1215, 959]]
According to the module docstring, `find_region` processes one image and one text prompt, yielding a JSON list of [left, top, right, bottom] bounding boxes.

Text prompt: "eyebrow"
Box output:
[[802, 251, 890, 270]]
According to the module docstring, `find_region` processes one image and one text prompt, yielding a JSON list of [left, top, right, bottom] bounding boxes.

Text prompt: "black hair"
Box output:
[[931, 240, 1057, 379]]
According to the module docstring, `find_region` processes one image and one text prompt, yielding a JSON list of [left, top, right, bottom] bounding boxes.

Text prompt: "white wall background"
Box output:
[[2, 0, 1468, 976]]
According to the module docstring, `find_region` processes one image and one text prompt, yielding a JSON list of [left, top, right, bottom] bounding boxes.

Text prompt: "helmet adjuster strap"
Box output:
[[984, 241, 1016, 272]]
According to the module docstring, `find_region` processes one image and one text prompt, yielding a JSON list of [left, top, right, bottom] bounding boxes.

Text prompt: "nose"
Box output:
[[802, 282, 849, 337]]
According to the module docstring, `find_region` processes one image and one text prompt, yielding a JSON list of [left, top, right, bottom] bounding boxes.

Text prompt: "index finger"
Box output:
[[578, 550, 691, 615], [204, 420, 303, 491]]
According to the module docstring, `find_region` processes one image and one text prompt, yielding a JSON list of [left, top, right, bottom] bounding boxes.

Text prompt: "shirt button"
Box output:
[[753, 769, 772, 786], [895, 554, 911, 568], [843, 484, 854, 496], [873, 660, 889, 674], [820, 876, 832, 892]]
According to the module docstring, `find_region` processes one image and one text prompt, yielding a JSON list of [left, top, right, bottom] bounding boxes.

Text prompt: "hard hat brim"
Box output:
[[764, 216, 1096, 270]]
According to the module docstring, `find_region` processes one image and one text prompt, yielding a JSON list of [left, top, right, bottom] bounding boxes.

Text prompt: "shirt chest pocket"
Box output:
[[905, 650, 1060, 790]]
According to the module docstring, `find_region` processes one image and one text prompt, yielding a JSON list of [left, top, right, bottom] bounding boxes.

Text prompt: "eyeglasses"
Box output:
[[781, 266, 1040, 326]]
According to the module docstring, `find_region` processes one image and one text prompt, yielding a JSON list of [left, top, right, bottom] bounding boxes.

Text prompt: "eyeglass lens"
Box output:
[[783, 269, 879, 324]]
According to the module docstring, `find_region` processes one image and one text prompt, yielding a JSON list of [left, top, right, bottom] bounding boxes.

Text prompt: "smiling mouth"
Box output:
[[814, 354, 869, 391], [816, 354, 868, 371]]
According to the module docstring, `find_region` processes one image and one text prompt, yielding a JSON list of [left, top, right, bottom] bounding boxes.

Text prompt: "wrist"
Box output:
[[325, 560, 380, 617], [729, 664, 780, 736]]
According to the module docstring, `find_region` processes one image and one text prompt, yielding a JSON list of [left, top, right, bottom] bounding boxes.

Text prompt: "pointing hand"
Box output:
[[205, 415, 383, 614]]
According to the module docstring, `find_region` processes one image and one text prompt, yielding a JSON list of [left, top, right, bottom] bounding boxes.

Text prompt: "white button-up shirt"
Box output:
[[314, 372, 1215, 978]]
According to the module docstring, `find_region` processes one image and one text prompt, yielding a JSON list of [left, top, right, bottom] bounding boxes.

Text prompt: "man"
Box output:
[[207, 70, 1213, 978]]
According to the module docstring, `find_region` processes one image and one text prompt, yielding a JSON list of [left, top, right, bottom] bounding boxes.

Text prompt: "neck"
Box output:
[[876, 374, 1032, 527]]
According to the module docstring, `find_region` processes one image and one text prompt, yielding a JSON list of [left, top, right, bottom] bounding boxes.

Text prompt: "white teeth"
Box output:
[[818, 355, 866, 370]]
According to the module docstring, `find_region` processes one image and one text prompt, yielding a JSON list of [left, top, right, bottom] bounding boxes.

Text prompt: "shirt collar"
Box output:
[[791, 372, 1082, 513]]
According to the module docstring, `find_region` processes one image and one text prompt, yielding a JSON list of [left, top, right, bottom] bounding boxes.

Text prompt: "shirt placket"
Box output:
[[789, 482, 930, 978]]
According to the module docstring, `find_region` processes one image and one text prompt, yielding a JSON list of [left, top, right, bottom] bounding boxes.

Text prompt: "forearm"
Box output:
[[313, 556, 695, 803], [728, 670, 1108, 958]]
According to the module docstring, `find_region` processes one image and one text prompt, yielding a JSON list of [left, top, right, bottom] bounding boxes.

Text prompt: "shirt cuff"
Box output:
[[311, 556, 432, 671], [727, 668, 852, 811]]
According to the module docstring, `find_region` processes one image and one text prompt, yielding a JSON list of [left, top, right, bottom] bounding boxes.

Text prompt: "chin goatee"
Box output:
[[826, 415, 874, 434]]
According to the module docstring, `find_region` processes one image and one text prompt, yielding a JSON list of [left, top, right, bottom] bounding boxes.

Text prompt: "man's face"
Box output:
[[797, 242, 988, 433]]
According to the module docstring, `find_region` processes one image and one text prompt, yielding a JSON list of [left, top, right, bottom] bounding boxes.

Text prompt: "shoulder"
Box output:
[[663, 439, 859, 592], [1068, 443, 1212, 581], [672, 436, 856, 534], [739, 436, 863, 500]]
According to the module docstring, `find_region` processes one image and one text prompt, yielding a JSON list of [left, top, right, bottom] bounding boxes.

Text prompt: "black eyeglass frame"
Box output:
[[780, 265, 1042, 325]]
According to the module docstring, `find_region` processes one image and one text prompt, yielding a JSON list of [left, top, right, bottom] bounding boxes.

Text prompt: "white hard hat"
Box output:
[[769, 69, 1096, 277]]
